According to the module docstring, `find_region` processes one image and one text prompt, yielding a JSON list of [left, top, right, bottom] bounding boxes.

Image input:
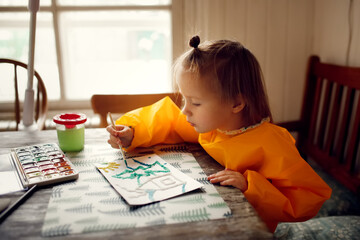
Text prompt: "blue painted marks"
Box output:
[[124, 159, 134, 170], [133, 159, 152, 167], [146, 189, 156, 201], [182, 183, 186, 193]]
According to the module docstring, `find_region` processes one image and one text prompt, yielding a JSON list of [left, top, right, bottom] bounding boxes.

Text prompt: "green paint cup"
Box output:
[[53, 113, 87, 152]]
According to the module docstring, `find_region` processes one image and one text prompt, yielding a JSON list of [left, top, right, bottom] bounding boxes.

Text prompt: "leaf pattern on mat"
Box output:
[[51, 187, 63, 198], [158, 146, 188, 152], [42, 144, 231, 236], [169, 162, 182, 168], [68, 185, 90, 191], [75, 217, 99, 225], [180, 169, 192, 174], [161, 154, 184, 161], [82, 223, 136, 233], [99, 203, 165, 216], [82, 176, 107, 183], [53, 196, 82, 204], [207, 202, 228, 208], [196, 177, 211, 185], [224, 211, 233, 218], [43, 217, 60, 225], [168, 195, 205, 204], [42, 224, 72, 237], [99, 197, 127, 205], [146, 217, 166, 226], [171, 208, 210, 222], [65, 203, 94, 214], [85, 191, 110, 197]]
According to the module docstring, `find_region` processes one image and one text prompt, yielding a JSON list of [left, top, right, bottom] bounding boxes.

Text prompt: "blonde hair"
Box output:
[[173, 36, 272, 125]]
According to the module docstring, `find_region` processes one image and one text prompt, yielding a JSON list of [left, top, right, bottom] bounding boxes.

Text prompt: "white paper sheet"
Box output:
[[95, 154, 203, 205], [0, 154, 25, 195]]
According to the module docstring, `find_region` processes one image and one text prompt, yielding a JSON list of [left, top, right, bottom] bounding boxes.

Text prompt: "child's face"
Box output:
[[177, 70, 241, 133]]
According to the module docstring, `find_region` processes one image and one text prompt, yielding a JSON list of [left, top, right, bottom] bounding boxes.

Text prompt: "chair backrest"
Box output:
[[0, 58, 48, 130], [288, 55, 360, 194], [91, 93, 182, 128]]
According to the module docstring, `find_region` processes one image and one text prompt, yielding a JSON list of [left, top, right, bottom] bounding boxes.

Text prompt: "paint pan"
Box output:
[[0, 143, 79, 195]]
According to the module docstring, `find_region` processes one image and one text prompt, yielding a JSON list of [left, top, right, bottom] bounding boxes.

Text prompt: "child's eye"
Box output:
[[192, 103, 201, 106]]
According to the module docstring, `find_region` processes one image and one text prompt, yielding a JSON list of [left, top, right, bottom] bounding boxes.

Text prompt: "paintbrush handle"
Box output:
[[107, 112, 126, 160], [0, 185, 37, 224]]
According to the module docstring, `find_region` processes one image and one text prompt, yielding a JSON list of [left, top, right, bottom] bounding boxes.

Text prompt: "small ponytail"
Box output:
[[189, 35, 200, 49], [186, 36, 203, 73]]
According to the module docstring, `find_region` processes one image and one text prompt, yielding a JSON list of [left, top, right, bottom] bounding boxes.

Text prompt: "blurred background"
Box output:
[[0, 0, 359, 129]]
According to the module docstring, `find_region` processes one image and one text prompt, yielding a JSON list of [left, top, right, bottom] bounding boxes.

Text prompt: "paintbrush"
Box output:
[[107, 112, 126, 160], [0, 185, 37, 224]]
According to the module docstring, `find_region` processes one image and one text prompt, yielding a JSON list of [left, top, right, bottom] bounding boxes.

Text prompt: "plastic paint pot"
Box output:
[[53, 113, 87, 152]]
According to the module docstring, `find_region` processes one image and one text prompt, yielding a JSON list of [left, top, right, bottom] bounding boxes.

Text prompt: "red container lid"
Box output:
[[53, 113, 87, 129]]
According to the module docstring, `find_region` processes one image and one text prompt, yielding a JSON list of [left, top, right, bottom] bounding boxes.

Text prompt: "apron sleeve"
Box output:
[[115, 96, 199, 151], [243, 161, 332, 232]]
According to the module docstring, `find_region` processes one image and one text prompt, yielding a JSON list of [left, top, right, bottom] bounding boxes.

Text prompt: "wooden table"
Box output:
[[0, 129, 273, 239]]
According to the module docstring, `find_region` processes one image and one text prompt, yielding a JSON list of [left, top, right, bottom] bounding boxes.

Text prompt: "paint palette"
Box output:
[[10, 143, 79, 187]]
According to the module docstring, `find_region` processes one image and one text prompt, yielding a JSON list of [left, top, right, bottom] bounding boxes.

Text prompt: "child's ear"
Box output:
[[232, 95, 246, 113]]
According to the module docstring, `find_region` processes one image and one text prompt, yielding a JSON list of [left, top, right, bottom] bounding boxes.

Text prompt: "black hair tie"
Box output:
[[189, 36, 200, 49]]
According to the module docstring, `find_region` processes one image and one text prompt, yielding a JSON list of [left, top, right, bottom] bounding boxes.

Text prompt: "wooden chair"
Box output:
[[278, 55, 360, 195], [91, 93, 182, 128], [0, 58, 48, 130]]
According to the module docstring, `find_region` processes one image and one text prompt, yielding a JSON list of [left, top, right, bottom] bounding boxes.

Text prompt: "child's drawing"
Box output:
[[96, 154, 203, 205], [98, 162, 120, 173]]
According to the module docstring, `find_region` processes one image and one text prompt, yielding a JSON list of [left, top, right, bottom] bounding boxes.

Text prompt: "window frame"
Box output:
[[0, 0, 183, 112]]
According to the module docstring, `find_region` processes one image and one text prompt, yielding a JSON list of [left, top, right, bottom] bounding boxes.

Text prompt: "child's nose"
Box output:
[[181, 104, 192, 116]]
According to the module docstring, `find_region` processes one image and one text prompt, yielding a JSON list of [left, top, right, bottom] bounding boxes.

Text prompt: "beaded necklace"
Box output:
[[216, 117, 270, 136]]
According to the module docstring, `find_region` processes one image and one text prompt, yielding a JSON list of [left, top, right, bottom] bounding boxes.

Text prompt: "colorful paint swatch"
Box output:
[[11, 143, 79, 187]]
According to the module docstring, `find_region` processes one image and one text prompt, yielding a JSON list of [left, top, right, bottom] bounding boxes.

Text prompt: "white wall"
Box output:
[[313, 0, 360, 66], [174, 0, 360, 122]]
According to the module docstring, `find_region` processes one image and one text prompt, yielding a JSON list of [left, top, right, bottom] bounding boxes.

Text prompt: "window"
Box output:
[[0, 0, 172, 110]]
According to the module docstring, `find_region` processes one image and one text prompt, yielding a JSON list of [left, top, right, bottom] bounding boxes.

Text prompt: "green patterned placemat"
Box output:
[[41, 144, 231, 237]]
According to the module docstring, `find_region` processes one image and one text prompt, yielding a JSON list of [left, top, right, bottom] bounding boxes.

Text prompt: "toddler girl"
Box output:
[[107, 36, 331, 232]]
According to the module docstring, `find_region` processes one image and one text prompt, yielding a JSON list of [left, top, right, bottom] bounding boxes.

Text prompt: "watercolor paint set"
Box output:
[[0, 143, 79, 195]]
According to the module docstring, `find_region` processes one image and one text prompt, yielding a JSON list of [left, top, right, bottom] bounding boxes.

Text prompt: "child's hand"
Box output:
[[207, 169, 248, 192], [106, 125, 134, 149]]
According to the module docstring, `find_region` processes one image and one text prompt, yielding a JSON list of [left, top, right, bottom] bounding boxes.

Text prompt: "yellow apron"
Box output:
[[116, 97, 332, 232]]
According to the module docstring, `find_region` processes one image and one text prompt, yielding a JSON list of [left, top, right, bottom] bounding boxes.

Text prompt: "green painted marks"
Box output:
[[112, 160, 170, 185]]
